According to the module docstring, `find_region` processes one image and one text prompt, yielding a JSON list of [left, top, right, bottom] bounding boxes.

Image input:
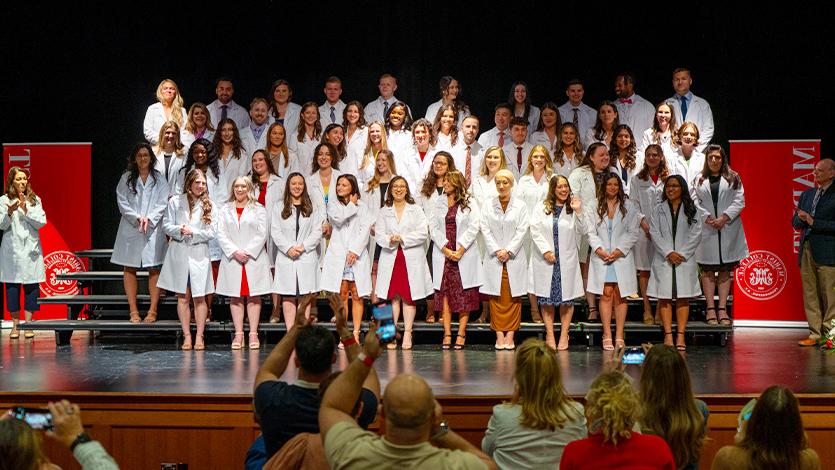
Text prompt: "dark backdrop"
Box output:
[[2, 2, 833, 249]]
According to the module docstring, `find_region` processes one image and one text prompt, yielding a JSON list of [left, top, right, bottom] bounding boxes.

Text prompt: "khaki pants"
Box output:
[[801, 241, 835, 339]]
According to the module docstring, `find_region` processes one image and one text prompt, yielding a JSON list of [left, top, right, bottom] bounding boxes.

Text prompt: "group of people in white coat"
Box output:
[[95, 68, 738, 351]]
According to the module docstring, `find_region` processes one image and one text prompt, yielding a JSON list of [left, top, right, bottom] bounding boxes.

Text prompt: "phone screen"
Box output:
[[621, 347, 646, 365], [10, 407, 54, 430], [372, 303, 397, 343]]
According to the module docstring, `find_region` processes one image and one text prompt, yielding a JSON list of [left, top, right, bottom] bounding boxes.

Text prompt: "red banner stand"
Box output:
[[730, 139, 820, 322], [3, 143, 91, 320]]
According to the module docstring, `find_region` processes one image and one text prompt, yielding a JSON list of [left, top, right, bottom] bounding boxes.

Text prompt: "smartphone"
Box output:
[[621, 347, 646, 365], [9, 406, 54, 430], [372, 303, 397, 344]]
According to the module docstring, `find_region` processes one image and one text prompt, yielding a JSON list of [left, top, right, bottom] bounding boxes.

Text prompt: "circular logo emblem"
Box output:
[[41, 250, 85, 296], [735, 250, 788, 301]]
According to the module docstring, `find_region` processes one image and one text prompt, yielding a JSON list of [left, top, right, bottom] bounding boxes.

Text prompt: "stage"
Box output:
[[2, 326, 833, 396]]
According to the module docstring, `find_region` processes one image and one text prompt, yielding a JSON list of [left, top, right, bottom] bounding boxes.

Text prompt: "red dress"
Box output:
[[434, 203, 480, 312], [258, 181, 268, 206], [387, 247, 414, 305], [236, 207, 249, 297]]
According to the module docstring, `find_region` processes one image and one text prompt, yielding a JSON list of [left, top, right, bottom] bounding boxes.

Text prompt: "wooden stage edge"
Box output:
[[2, 392, 834, 470]]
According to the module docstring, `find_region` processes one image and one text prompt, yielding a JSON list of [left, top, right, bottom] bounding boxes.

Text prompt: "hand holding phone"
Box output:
[[621, 347, 646, 365], [372, 303, 397, 344], [8, 406, 53, 430]]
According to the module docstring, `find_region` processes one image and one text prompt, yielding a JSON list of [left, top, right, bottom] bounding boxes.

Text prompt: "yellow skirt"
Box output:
[[490, 266, 522, 332]]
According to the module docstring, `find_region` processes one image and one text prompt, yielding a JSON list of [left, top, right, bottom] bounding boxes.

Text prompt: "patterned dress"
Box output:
[[538, 206, 572, 306], [434, 203, 480, 312]]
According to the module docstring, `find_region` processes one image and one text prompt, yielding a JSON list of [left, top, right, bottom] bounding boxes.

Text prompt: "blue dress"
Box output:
[[538, 207, 573, 306]]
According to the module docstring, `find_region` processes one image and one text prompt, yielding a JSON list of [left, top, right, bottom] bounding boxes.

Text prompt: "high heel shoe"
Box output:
[[10, 328, 20, 339], [442, 334, 452, 350], [615, 338, 625, 350], [557, 335, 569, 351], [663, 331, 674, 347], [181, 333, 193, 350], [231, 332, 244, 350], [717, 308, 731, 326], [249, 332, 260, 349], [705, 307, 718, 325], [454, 335, 466, 350], [602, 338, 614, 351], [587, 306, 600, 323], [194, 334, 205, 351], [143, 311, 158, 323], [129, 311, 141, 323], [402, 330, 413, 350], [24, 331, 35, 339], [676, 332, 686, 351]]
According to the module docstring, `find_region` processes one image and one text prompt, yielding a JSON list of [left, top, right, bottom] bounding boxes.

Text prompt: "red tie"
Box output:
[[619, 98, 633, 104], [498, 130, 505, 148], [517, 146, 523, 172], [465, 145, 472, 188]]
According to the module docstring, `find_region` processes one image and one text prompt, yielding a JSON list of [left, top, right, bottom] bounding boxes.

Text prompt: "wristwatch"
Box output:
[[70, 432, 92, 452], [430, 420, 449, 442]]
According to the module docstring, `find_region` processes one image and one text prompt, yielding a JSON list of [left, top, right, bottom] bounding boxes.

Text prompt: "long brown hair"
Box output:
[[0, 418, 51, 470], [640, 345, 706, 469], [211, 118, 245, 160], [336, 174, 361, 205], [250, 150, 278, 187], [183, 168, 212, 224], [431, 103, 459, 146], [554, 122, 583, 168], [511, 338, 580, 431], [699, 144, 741, 189], [443, 170, 470, 211], [281, 172, 313, 219], [384, 176, 415, 206], [265, 122, 290, 169], [610, 124, 638, 171], [420, 151, 456, 198], [739, 386, 810, 470], [4, 167, 39, 205], [296, 101, 322, 143], [543, 175, 574, 216], [596, 172, 627, 223]]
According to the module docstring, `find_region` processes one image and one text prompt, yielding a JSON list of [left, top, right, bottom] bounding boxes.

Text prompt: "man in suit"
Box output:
[[793, 158, 835, 346]]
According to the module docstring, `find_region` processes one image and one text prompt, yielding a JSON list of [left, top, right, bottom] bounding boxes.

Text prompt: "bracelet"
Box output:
[[341, 337, 358, 347], [357, 351, 375, 367]]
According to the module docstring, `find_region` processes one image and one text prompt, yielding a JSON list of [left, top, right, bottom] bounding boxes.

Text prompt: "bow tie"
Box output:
[[619, 98, 633, 104]]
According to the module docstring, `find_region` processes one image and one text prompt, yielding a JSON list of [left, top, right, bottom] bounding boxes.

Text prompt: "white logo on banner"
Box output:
[[735, 250, 788, 301]]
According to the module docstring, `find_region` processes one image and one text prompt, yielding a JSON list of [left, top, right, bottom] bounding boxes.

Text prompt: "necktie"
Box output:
[[383, 101, 390, 117], [465, 145, 472, 188], [220, 104, 228, 122], [811, 188, 824, 216], [572, 108, 579, 127], [517, 146, 523, 172], [498, 131, 505, 148], [619, 98, 633, 104], [680, 95, 689, 121], [330, 106, 336, 124]]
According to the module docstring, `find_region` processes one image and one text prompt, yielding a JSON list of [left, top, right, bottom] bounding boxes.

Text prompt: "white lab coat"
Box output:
[[583, 128, 610, 152], [418, 187, 445, 226], [215, 202, 272, 297], [364, 96, 408, 124], [647, 202, 703, 299], [528, 202, 585, 300], [374, 203, 433, 301], [288, 133, 320, 175], [568, 166, 598, 263], [240, 125, 270, 157], [218, 151, 252, 202], [268, 151, 301, 180], [612, 153, 645, 196], [0, 195, 46, 284], [553, 152, 580, 178], [308, 169, 342, 262], [477, 127, 509, 149], [671, 149, 705, 189], [628, 174, 665, 271], [181, 129, 215, 152], [400, 145, 437, 195], [515, 105, 540, 132], [143, 102, 187, 145], [345, 126, 368, 165], [157, 194, 217, 297], [585, 199, 640, 297], [430, 197, 482, 291], [153, 151, 187, 197], [320, 200, 372, 297], [639, 128, 675, 159], [529, 130, 559, 153], [480, 197, 529, 297], [450, 141, 483, 186], [615, 94, 655, 141], [517, 172, 554, 258], [269, 102, 302, 139], [424, 99, 470, 127], [693, 176, 749, 264], [669, 94, 714, 152], [253, 174, 285, 267], [271, 203, 324, 295], [503, 141, 534, 178], [319, 100, 346, 128], [111, 171, 169, 268], [351, 151, 377, 192], [208, 99, 250, 131]]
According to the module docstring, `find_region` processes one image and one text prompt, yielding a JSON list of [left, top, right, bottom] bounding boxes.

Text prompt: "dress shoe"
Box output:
[[798, 338, 818, 347]]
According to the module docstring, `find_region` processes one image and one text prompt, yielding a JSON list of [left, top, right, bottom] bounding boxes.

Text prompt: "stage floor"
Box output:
[[1, 327, 832, 396]]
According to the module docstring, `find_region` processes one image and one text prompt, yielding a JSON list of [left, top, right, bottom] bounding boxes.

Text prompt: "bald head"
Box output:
[[383, 374, 435, 429]]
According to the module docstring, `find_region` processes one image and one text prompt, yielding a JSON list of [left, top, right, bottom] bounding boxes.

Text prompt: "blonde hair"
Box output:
[[227, 176, 257, 204], [585, 371, 640, 446], [185, 102, 215, 134], [361, 121, 388, 171], [511, 339, 580, 430], [154, 120, 185, 156], [365, 149, 397, 193], [479, 146, 509, 177], [523, 144, 555, 178], [494, 168, 515, 187], [156, 79, 184, 127]]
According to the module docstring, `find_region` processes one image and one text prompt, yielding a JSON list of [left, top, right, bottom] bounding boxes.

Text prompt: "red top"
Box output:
[[651, 174, 659, 184], [419, 150, 427, 162], [236, 206, 245, 219], [258, 181, 268, 206], [560, 433, 676, 470]]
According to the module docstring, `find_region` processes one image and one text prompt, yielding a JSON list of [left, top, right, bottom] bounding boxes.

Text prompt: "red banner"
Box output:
[[3, 143, 91, 320], [730, 140, 819, 321]]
